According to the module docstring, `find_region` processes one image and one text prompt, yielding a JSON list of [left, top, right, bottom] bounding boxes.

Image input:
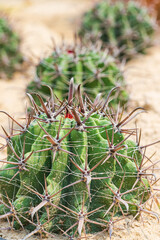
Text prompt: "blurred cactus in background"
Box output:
[[0, 16, 23, 78], [79, 0, 156, 60]]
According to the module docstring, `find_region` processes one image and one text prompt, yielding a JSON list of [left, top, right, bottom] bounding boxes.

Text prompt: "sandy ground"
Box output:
[[0, 0, 160, 239]]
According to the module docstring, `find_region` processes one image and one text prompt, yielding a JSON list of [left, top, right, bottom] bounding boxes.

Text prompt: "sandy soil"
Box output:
[[0, 0, 160, 239]]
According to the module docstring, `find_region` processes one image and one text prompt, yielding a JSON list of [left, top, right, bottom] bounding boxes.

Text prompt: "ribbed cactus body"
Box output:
[[27, 47, 128, 107], [79, 0, 155, 60], [0, 83, 157, 238], [0, 17, 23, 78]]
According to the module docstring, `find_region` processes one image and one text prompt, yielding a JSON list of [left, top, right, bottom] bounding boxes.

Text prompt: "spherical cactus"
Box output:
[[79, 0, 156, 60], [27, 44, 128, 108], [0, 16, 23, 78], [0, 80, 159, 239]]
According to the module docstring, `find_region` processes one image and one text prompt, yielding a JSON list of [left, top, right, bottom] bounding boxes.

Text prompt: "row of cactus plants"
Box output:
[[27, 0, 156, 109], [0, 80, 159, 239], [0, 0, 156, 78], [0, 0, 159, 239]]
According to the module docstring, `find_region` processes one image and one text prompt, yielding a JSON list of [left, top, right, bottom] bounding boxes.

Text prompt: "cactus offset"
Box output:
[[79, 0, 156, 60], [0, 81, 159, 239], [0, 16, 23, 78], [27, 44, 128, 107]]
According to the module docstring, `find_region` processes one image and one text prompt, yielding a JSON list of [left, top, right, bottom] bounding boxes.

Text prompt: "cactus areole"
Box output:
[[0, 80, 159, 239], [79, 0, 155, 60]]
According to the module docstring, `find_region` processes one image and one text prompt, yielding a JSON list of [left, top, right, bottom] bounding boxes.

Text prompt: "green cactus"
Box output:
[[0, 81, 159, 239], [79, 0, 155, 60], [27, 45, 128, 107], [0, 16, 23, 78]]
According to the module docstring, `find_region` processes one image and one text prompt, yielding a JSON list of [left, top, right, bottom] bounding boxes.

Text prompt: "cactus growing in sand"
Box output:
[[0, 16, 23, 78], [0, 80, 159, 239], [27, 44, 128, 107], [79, 0, 156, 60]]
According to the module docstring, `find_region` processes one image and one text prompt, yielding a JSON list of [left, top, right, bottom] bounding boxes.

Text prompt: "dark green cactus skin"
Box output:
[[0, 17, 23, 78], [79, 0, 155, 60], [0, 117, 150, 233], [0, 86, 154, 237], [27, 48, 128, 107]]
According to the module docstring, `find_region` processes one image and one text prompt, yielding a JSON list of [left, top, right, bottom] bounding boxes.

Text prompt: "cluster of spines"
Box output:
[[0, 80, 159, 239], [79, 0, 156, 60]]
